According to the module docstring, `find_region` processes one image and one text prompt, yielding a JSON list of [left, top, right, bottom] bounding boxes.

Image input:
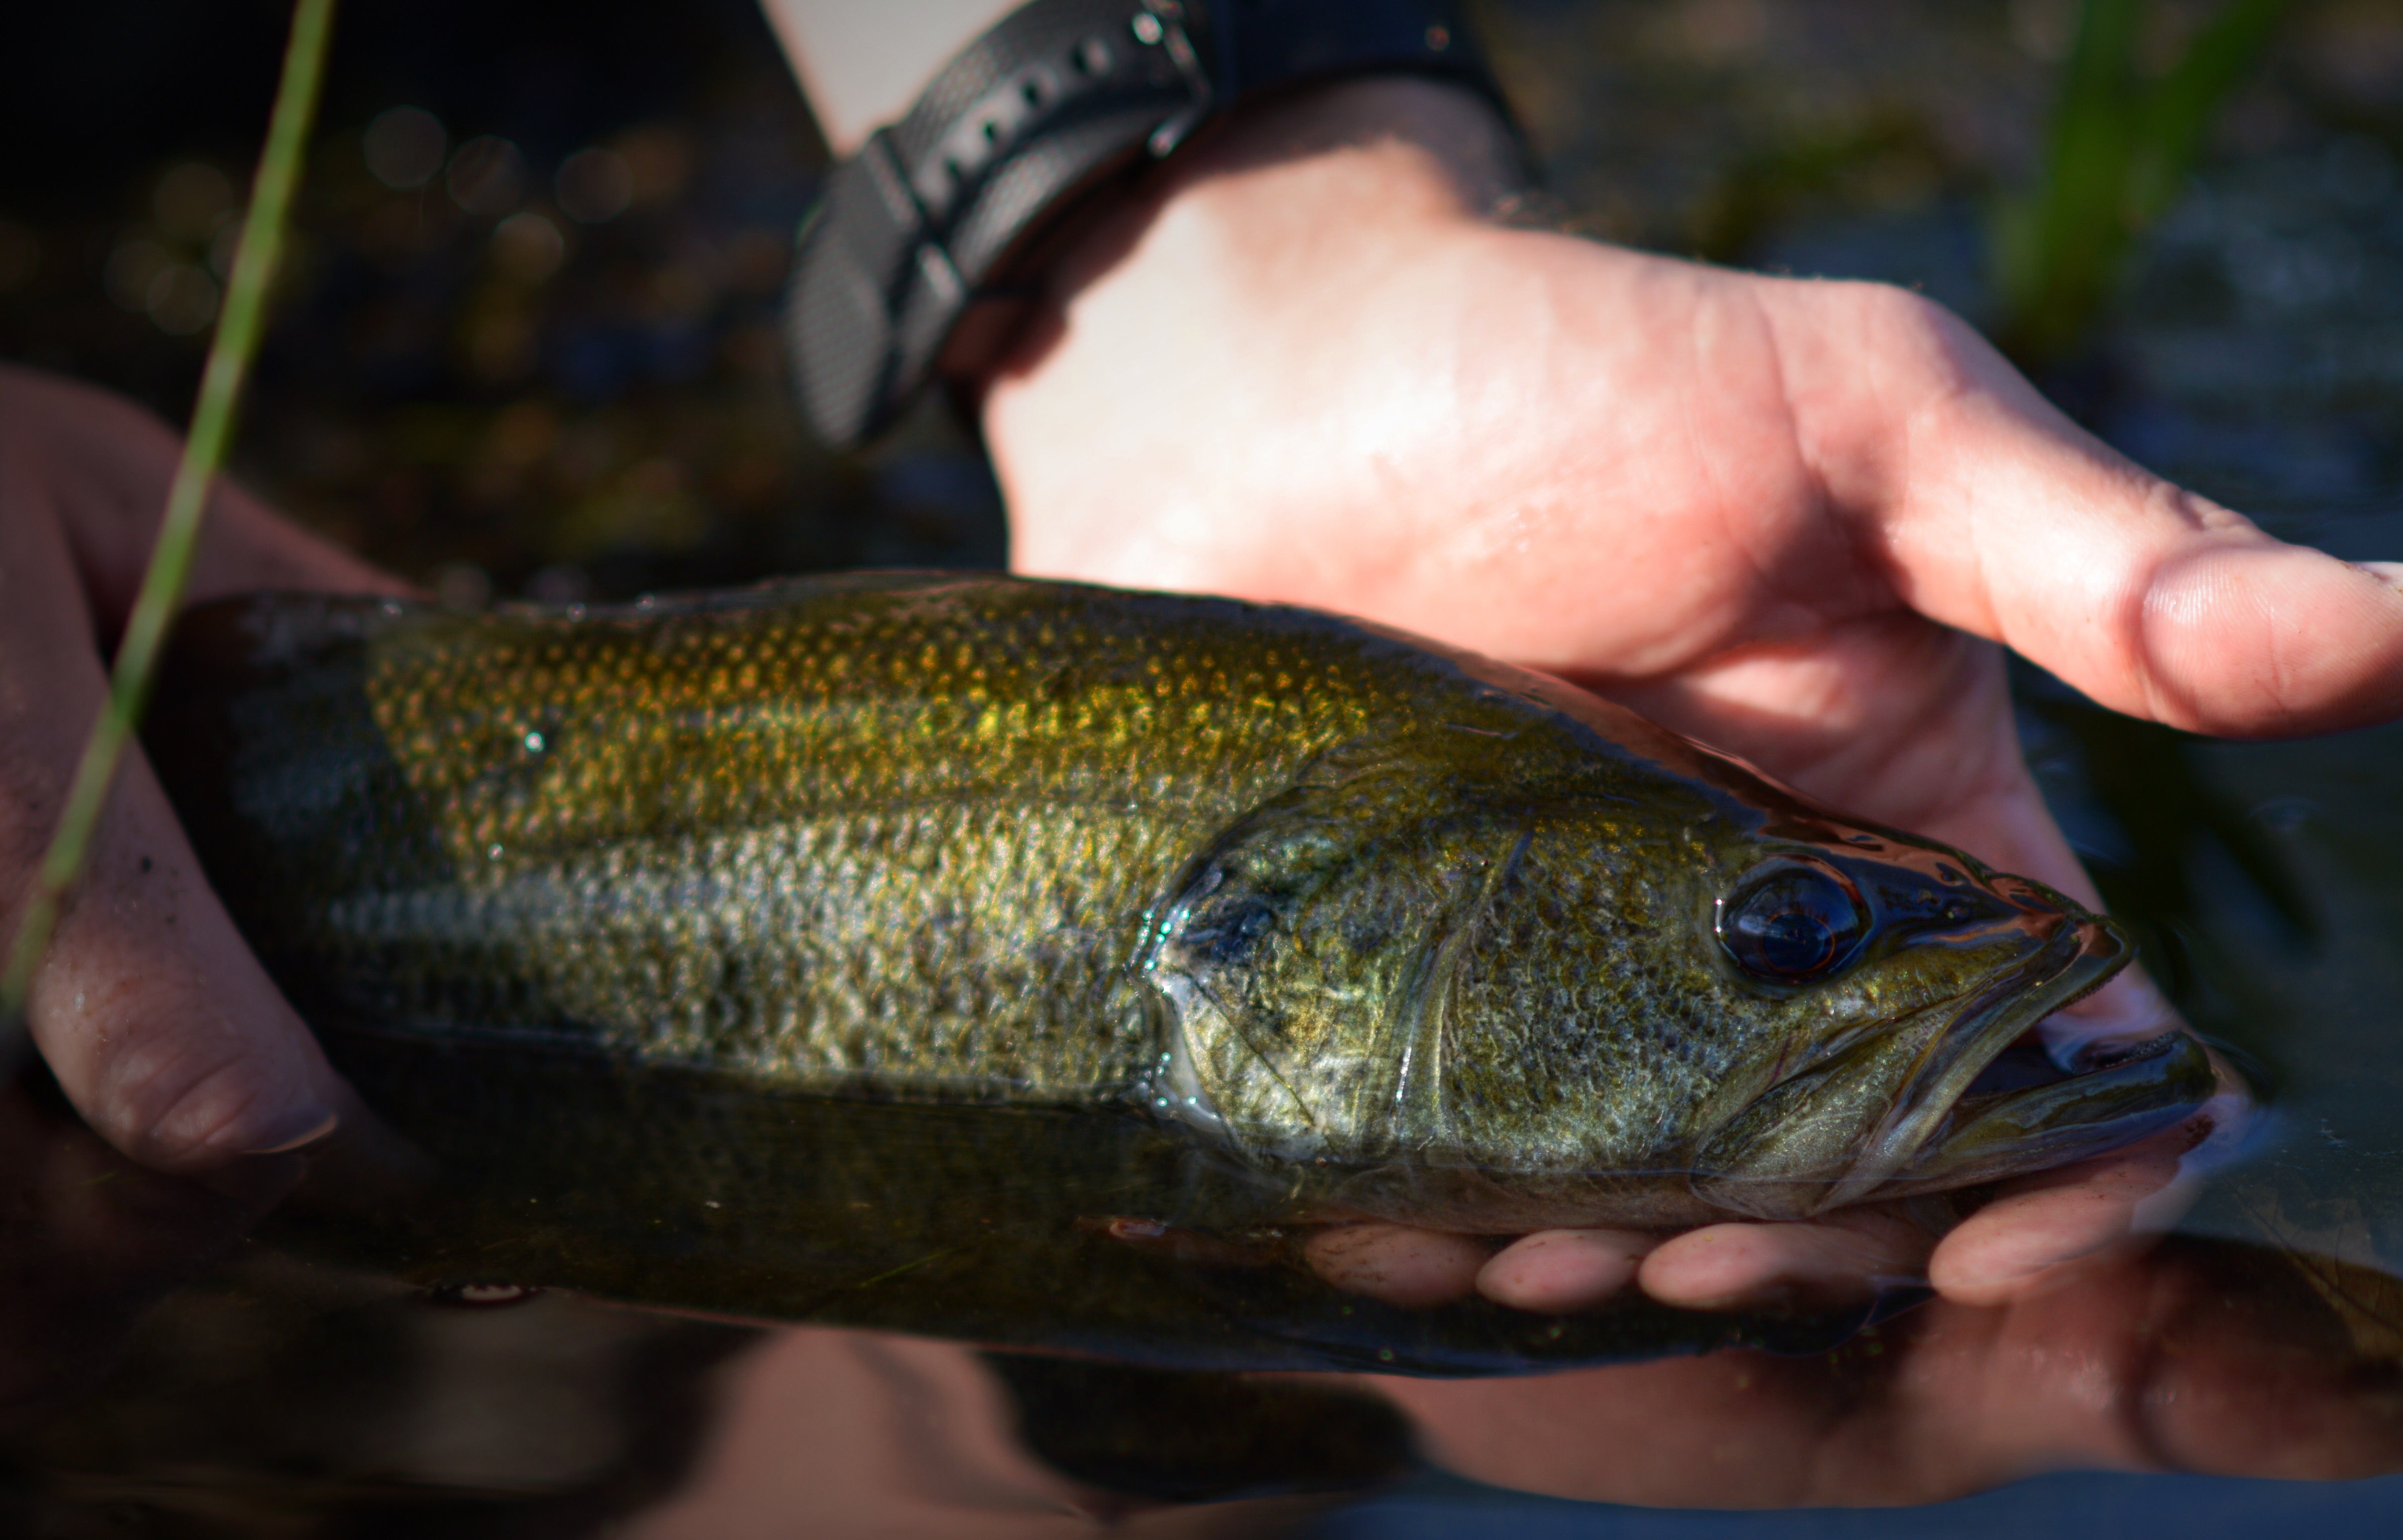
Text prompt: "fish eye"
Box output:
[[1716, 859, 1870, 984]]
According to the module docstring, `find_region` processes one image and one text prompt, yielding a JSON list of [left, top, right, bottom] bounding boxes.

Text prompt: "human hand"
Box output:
[[0, 365, 405, 1172], [976, 80, 2403, 1314]]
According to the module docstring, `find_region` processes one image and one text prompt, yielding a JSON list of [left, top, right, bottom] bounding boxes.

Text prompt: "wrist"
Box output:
[[1134, 72, 1524, 225], [787, 1, 1522, 448], [977, 74, 1521, 521], [981, 73, 1520, 367]]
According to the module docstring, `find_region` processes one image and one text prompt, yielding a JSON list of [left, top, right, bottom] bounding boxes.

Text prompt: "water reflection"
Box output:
[[9, 1035, 2403, 1532]]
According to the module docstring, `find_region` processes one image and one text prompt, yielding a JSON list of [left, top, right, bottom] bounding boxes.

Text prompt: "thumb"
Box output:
[[0, 367, 396, 1171], [1780, 283, 2403, 737]]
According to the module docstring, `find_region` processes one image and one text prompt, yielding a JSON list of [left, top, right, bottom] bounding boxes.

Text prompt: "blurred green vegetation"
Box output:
[[1991, 0, 2294, 362], [1686, 109, 1951, 264]]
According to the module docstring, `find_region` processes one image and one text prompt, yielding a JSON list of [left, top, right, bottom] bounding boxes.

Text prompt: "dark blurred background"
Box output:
[[7, 0, 2403, 606], [0, 0, 1011, 605], [5, 4, 2403, 1533]]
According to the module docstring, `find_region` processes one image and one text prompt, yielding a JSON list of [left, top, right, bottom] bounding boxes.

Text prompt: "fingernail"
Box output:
[[239, 1103, 340, 1155], [2358, 560, 2403, 589]]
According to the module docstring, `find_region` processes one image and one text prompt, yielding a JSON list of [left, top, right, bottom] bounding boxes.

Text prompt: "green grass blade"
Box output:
[[1995, 0, 2142, 358], [2127, 0, 2292, 221], [0, 0, 340, 1036], [1994, 0, 2290, 363]]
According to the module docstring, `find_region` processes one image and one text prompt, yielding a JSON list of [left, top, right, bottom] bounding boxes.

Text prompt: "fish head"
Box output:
[[1669, 828, 2214, 1219], [1142, 694, 2214, 1227]]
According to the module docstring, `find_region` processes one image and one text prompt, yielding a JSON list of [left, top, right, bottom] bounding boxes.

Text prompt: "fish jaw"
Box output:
[[1877, 1025, 2218, 1197], [1809, 909, 2132, 1210]]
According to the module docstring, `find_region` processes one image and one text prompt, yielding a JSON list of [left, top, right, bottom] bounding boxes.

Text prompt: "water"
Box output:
[[5, 0, 2403, 1532], [1322, 1469, 2403, 1538]]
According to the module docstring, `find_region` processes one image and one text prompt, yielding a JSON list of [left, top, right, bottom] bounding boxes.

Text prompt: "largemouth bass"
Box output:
[[149, 573, 2213, 1368]]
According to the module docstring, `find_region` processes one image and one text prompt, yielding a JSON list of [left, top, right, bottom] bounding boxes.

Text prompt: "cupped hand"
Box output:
[[978, 80, 2403, 1314], [0, 365, 405, 1172]]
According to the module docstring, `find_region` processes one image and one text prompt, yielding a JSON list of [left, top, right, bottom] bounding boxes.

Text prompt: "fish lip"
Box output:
[[1877, 1024, 2218, 1197], [1812, 911, 2130, 1211]]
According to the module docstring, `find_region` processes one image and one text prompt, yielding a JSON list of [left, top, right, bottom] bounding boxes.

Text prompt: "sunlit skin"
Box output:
[[978, 79, 2403, 1315]]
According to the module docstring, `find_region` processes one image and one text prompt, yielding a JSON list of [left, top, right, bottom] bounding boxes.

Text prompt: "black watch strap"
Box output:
[[787, 0, 1513, 448]]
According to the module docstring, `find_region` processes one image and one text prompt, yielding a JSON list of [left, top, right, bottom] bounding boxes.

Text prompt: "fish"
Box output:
[[146, 571, 2215, 1369]]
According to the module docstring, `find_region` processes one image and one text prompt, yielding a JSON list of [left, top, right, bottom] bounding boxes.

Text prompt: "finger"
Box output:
[[0, 364, 404, 616], [16, 748, 349, 1172], [1769, 282, 2403, 737], [1302, 1224, 1489, 1309], [2, 473, 347, 1172], [1929, 1108, 2228, 1308], [1638, 1210, 1934, 1312], [1390, 1238, 2403, 1504], [1476, 1228, 1658, 1313]]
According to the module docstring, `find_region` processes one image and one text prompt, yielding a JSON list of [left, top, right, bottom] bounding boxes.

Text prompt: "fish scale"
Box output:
[[162, 575, 1414, 1099]]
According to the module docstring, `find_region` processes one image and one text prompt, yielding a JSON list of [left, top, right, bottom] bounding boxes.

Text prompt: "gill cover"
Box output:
[[1142, 750, 1554, 1169]]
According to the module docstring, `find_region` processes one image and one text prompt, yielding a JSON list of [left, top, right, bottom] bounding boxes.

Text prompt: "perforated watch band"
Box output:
[[786, 0, 1512, 447]]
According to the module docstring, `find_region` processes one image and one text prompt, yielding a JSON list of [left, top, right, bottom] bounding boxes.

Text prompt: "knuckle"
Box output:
[[1847, 280, 1962, 349], [15, 819, 314, 1166]]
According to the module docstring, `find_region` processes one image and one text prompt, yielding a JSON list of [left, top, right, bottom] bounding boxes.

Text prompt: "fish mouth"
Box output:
[[1697, 900, 2215, 1219], [1811, 909, 2137, 1210], [1833, 906, 2225, 1209], [1874, 1018, 2218, 1200]]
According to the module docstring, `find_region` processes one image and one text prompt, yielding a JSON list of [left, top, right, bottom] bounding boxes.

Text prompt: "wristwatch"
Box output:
[[785, 0, 1516, 448]]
